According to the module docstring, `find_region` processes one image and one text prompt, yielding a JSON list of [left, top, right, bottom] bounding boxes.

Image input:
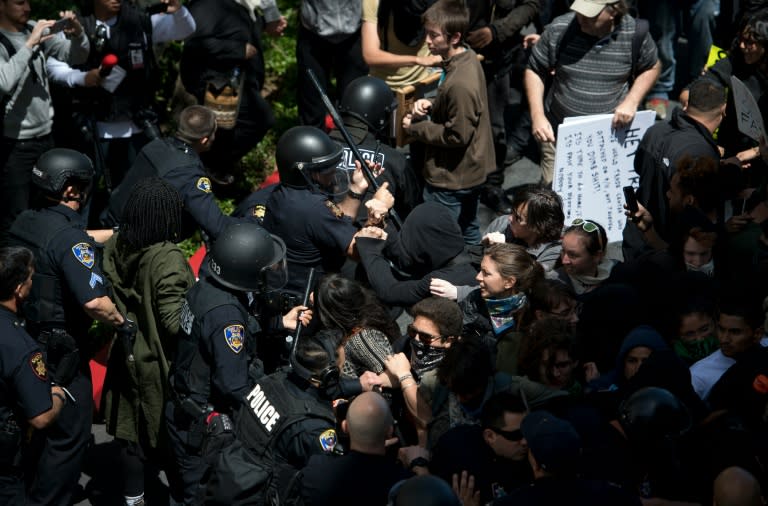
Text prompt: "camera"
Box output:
[[133, 109, 161, 141]]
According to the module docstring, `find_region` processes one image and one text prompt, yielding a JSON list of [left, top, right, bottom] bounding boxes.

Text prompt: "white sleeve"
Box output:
[[46, 56, 87, 88], [151, 6, 196, 44]]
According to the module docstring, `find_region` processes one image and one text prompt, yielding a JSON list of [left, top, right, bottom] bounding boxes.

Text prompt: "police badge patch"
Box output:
[[196, 177, 213, 193], [324, 200, 343, 218], [29, 352, 47, 380], [319, 429, 337, 452], [224, 324, 245, 354], [253, 205, 266, 219], [72, 242, 95, 269]]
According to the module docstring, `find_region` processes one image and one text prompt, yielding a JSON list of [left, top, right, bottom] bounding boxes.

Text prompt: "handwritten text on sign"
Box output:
[[731, 75, 766, 142], [554, 111, 655, 243]]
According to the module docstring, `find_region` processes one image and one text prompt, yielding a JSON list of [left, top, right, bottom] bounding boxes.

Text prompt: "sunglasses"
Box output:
[[490, 427, 524, 441], [571, 218, 604, 251], [407, 324, 445, 344]]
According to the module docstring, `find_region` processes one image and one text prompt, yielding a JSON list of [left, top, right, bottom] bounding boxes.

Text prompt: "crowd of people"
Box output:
[[2, 0, 768, 505]]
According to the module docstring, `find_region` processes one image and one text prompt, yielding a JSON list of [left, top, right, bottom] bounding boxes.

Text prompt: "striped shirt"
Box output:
[[528, 12, 658, 127]]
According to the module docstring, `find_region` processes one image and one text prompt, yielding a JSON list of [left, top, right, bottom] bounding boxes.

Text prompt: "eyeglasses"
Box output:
[[490, 427, 524, 441], [548, 302, 582, 319], [407, 324, 445, 344], [740, 34, 759, 47], [571, 218, 604, 251]]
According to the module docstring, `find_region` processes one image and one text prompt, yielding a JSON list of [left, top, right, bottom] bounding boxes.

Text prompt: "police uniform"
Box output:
[[205, 370, 337, 504], [0, 306, 52, 504], [104, 137, 240, 239], [165, 273, 261, 505], [262, 185, 358, 292], [330, 125, 419, 224], [8, 204, 109, 506]]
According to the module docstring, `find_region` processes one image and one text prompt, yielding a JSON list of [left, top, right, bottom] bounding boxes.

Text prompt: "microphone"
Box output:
[[99, 54, 118, 77]]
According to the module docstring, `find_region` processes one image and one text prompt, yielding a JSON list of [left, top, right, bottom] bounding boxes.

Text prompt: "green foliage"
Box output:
[[32, 0, 302, 257]]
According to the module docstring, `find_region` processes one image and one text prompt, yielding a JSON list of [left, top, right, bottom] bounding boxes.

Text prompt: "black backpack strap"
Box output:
[[631, 18, 649, 80], [0, 30, 16, 114]]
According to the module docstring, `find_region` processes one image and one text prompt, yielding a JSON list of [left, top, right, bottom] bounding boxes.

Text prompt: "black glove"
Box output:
[[202, 412, 235, 466], [116, 318, 138, 361]]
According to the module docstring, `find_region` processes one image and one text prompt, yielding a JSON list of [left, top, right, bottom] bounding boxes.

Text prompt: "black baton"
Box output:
[[306, 68, 403, 230]]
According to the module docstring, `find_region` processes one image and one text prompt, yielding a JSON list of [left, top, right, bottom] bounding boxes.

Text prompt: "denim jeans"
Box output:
[[642, 0, 719, 99], [422, 183, 482, 245]]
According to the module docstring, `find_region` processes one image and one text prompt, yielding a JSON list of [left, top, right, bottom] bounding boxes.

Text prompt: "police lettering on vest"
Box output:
[[246, 383, 281, 432]]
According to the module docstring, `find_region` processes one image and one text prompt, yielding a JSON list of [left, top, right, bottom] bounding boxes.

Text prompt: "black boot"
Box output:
[[479, 185, 513, 215]]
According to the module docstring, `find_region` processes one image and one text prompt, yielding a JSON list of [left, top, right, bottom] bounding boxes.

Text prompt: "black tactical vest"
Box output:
[[170, 279, 258, 407], [8, 209, 81, 333]]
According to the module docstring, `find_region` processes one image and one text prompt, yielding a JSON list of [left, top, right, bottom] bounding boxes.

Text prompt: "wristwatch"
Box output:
[[347, 188, 365, 200], [409, 456, 430, 470]]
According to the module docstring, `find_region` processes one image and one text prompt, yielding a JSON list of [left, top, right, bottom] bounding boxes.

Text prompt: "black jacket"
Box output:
[[623, 108, 719, 260]]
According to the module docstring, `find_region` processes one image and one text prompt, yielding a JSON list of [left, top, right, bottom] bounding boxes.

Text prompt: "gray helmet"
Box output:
[[208, 223, 288, 293], [618, 387, 692, 443], [338, 76, 397, 134], [32, 148, 94, 196], [276, 126, 346, 194]]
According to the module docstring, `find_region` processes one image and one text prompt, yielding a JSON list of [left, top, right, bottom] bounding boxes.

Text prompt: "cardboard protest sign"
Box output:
[[731, 75, 766, 142], [553, 111, 655, 243]]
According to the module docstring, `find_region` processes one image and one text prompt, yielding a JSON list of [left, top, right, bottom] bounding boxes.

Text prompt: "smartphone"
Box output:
[[147, 2, 169, 14], [49, 18, 71, 34], [623, 186, 639, 214]]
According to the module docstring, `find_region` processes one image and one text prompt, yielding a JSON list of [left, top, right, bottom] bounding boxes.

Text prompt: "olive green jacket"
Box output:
[[102, 236, 195, 447]]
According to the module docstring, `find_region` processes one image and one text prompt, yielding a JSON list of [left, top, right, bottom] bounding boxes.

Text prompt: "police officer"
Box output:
[[331, 76, 420, 222], [165, 221, 305, 505], [262, 125, 393, 293], [7, 148, 136, 506], [103, 105, 245, 241], [205, 330, 345, 505], [0, 247, 66, 504]]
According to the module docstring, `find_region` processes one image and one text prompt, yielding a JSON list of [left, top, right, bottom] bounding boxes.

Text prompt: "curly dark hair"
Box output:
[[315, 274, 401, 343], [410, 296, 464, 338], [517, 317, 578, 381], [675, 155, 721, 214]]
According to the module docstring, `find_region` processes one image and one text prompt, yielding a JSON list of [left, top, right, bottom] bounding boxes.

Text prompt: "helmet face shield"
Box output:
[[309, 166, 350, 198], [261, 253, 288, 293]]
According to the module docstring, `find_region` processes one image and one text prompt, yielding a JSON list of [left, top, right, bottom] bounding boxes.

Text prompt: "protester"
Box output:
[[101, 178, 195, 506]]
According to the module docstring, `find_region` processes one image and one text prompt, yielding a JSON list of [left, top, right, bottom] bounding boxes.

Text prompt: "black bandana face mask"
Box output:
[[410, 338, 447, 376]]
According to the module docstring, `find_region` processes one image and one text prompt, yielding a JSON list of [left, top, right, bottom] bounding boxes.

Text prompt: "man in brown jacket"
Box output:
[[403, 0, 495, 245]]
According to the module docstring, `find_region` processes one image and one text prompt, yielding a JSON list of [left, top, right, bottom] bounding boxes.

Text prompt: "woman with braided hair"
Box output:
[[101, 177, 195, 506]]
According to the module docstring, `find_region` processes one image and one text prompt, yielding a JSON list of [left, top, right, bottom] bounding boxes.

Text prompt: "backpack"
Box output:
[[549, 16, 650, 84]]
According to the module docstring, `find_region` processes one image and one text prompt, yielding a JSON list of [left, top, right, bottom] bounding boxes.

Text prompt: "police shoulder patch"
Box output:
[[196, 177, 212, 193], [324, 200, 343, 219], [252, 204, 266, 219], [29, 352, 47, 381], [71, 242, 95, 269], [319, 428, 337, 452], [224, 324, 245, 354]]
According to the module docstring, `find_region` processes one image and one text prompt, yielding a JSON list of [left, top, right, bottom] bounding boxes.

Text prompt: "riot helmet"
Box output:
[[207, 222, 288, 293], [32, 148, 94, 200], [275, 126, 347, 196], [618, 387, 692, 444], [338, 76, 397, 136]]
